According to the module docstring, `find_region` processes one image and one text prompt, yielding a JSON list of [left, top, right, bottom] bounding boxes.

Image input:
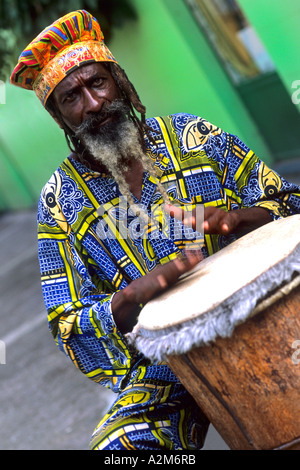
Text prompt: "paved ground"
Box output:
[[0, 209, 228, 450], [0, 210, 116, 450]]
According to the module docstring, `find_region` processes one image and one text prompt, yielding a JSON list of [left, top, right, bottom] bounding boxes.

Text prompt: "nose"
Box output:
[[82, 88, 103, 117]]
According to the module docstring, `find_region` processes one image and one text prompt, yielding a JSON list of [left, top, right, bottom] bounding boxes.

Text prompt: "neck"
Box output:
[[123, 158, 144, 200]]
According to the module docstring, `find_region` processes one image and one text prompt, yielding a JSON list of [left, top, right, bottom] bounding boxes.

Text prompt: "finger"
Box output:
[[220, 212, 239, 234], [219, 220, 230, 233], [203, 208, 223, 233], [164, 204, 197, 229], [156, 274, 168, 289], [183, 248, 204, 265], [204, 207, 233, 234], [154, 250, 202, 291], [203, 206, 216, 232], [164, 204, 183, 219], [173, 250, 203, 275]]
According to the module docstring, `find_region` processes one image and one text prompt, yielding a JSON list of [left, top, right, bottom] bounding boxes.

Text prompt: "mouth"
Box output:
[[75, 114, 113, 137], [97, 115, 113, 128], [75, 100, 130, 138]]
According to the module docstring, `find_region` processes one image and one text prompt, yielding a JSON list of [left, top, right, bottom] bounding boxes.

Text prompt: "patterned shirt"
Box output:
[[37, 113, 300, 392]]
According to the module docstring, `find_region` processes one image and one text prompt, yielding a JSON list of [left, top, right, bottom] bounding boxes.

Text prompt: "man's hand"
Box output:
[[112, 205, 272, 334], [111, 250, 203, 334], [164, 204, 272, 237]]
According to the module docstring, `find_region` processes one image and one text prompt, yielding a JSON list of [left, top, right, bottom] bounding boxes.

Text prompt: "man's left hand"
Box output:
[[164, 204, 272, 236]]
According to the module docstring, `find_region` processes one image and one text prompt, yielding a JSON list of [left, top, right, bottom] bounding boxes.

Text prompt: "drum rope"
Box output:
[[182, 354, 259, 450]]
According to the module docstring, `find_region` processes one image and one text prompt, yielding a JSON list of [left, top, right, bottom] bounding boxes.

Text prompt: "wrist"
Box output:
[[235, 207, 272, 235]]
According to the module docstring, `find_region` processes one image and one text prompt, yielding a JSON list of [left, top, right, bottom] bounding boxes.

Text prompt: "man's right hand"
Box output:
[[111, 250, 203, 334]]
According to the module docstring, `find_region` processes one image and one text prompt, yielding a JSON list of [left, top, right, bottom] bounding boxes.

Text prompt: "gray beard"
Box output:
[[74, 101, 170, 209]]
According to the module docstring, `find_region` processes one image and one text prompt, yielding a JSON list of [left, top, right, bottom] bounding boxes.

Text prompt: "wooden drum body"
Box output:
[[130, 215, 300, 450], [168, 286, 300, 450]]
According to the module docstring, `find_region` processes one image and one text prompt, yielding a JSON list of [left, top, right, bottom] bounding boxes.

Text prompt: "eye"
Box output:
[[92, 76, 104, 87], [63, 91, 77, 103]]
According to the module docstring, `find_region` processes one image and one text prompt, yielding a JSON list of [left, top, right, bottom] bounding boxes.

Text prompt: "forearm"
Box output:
[[233, 206, 273, 237]]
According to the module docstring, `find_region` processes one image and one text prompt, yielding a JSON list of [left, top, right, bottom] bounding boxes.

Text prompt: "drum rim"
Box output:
[[129, 216, 300, 361], [129, 252, 300, 361]]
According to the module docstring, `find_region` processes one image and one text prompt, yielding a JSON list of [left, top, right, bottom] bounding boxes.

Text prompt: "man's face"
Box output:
[[52, 62, 121, 131], [50, 60, 168, 208], [51, 61, 147, 205]]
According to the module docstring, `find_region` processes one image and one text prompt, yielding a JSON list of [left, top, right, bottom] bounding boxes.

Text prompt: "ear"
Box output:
[[53, 116, 64, 130], [45, 94, 65, 129], [47, 108, 64, 129]]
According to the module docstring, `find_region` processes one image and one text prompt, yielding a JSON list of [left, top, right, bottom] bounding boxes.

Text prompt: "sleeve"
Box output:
[[171, 113, 300, 219], [37, 197, 136, 393], [221, 133, 300, 219]]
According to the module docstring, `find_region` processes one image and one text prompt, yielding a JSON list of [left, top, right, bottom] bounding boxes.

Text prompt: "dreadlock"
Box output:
[[107, 62, 160, 149]]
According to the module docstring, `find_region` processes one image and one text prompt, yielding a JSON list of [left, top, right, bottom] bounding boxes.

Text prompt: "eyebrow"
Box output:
[[58, 72, 105, 101], [63, 86, 78, 97], [56, 84, 78, 103]]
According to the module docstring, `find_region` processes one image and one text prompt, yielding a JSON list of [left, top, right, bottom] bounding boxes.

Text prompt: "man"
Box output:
[[11, 10, 300, 450]]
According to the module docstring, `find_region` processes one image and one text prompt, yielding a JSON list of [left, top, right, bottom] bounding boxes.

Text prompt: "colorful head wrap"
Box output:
[[10, 10, 117, 106]]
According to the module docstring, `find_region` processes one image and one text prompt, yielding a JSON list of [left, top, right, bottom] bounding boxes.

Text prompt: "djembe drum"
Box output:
[[130, 215, 300, 450]]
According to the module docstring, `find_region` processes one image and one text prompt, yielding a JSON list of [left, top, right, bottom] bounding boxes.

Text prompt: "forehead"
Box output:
[[53, 62, 113, 97]]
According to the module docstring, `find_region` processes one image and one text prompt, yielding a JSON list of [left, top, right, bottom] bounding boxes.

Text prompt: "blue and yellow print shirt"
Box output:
[[37, 113, 300, 392]]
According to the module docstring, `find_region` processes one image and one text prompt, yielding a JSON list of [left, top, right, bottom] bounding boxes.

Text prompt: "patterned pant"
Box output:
[[90, 364, 209, 450]]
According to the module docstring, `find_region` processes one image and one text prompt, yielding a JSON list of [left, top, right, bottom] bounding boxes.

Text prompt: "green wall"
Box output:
[[0, 85, 68, 211], [109, 0, 272, 155], [0, 0, 275, 211], [238, 0, 300, 113]]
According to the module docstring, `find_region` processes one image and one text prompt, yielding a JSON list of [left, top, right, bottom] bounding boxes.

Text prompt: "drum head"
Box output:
[[130, 215, 300, 360]]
